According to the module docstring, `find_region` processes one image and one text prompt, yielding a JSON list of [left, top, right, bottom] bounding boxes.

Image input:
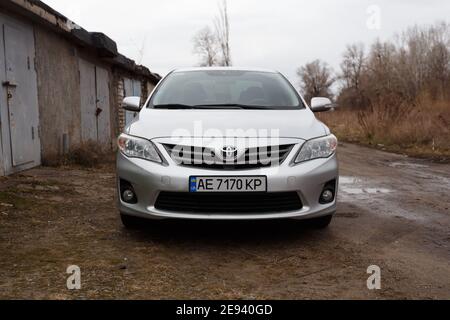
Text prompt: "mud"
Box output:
[[0, 143, 449, 299]]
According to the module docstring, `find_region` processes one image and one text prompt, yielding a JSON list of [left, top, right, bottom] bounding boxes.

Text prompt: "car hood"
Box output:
[[126, 109, 328, 140]]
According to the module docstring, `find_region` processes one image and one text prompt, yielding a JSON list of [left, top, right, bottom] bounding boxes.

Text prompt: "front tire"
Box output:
[[309, 214, 333, 229]]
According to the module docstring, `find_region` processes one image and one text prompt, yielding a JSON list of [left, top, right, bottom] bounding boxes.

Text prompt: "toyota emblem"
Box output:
[[222, 146, 238, 161]]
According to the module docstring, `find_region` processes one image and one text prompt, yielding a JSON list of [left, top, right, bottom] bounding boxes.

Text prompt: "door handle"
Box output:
[[2, 81, 17, 87]]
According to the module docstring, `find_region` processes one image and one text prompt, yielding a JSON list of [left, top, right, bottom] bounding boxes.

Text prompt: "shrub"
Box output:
[[319, 96, 450, 160], [43, 142, 115, 168]]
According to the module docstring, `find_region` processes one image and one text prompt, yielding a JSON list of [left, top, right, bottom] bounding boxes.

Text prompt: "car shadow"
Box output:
[[121, 218, 331, 247]]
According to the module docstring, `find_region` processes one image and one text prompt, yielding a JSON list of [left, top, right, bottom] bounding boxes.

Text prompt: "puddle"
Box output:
[[338, 176, 427, 221], [389, 162, 429, 169], [339, 177, 362, 184], [389, 162, 450, 185], [339, 176, 393, 195], [340, 187, 392, 195]]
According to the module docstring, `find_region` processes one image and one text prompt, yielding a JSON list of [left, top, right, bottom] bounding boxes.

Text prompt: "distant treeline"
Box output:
[[300, 22, 450, 160], [298, 22, 450, 108]]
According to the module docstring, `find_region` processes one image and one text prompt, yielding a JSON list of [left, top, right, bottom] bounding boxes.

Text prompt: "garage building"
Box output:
[[0, 0, 161, 176]]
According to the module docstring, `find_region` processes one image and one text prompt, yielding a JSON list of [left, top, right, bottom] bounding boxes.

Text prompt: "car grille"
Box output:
[[155, 192, 303, 214], [163, 144, 295, 170]]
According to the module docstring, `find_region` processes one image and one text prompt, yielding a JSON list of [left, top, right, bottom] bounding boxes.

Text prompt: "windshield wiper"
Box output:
[[153, 104, 195, 109], [193, 104, 271, 110]]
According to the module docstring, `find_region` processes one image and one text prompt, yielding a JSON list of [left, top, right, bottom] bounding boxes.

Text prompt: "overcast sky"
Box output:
[[43, 0, 449, 83]]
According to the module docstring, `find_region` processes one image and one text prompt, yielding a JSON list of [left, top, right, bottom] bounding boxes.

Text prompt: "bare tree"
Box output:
[[392, 22, 450, 100], [192, 0, 232, 67], [428, 41, 450, 98], [338, 43, 367, 108], [193, 26, 219, 67], [335, 21, 450, 108], [214, 0, 232, 66], [136, 36, 147, 65], [366, 40, 399, 98], [297, 60, 334, 103], [421, 22, 449, 99], [340, 43, 365, 90]]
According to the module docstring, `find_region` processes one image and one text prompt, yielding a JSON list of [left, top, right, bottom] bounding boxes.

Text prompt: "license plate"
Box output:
[[190, 176, 267, 193]]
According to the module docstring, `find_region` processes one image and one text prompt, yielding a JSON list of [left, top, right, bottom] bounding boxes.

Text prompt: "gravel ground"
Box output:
[[0, 143, 449, 299]]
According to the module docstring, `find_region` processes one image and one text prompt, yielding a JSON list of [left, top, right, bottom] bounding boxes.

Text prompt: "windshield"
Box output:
[[148, 70, 304, 109]]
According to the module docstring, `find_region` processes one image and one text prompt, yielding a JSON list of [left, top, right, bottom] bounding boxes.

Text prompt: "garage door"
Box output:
[[0, 15, 41, 175], [79, 59, 111, 145]]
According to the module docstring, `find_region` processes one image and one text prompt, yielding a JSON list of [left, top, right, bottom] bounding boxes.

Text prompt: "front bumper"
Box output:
[[116, 149, 339, 220]]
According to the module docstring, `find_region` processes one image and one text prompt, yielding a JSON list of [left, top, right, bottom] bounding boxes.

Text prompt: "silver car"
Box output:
[[117, 68, 338, 228]]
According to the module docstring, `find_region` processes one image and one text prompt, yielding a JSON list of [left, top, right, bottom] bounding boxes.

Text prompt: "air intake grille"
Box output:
[[163, 144, 294, 170], [155, 192, 303, 214]]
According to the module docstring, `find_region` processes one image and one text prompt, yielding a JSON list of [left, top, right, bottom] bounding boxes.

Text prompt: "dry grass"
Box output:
[[319, 97, 450, 161], [42, 141, 115, 168]]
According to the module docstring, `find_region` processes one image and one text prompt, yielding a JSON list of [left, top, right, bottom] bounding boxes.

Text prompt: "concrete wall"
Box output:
[[34, 25, 81, 160], [34, 25, 143, 160]]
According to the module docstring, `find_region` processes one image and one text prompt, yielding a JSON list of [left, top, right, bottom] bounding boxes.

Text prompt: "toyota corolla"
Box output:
[[117, 68, 338, 228]]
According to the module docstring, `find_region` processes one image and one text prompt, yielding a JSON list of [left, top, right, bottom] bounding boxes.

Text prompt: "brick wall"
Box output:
[[116, 78, 125, 133]]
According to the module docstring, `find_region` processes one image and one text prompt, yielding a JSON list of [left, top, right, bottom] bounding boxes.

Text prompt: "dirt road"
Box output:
[[0, 143, 449, 299]]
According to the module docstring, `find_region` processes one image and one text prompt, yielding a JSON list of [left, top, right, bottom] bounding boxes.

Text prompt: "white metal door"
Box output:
[[0, 18, 41, 174]]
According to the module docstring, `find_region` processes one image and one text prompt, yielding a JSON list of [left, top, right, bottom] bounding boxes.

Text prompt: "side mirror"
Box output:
[[122, 96, 141, 112], [310, 97, 334, 113]]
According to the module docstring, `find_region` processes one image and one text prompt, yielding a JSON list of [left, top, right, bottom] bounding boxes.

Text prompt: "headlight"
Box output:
[[117, 134, 162, 163], [295, 134, 338, 163]]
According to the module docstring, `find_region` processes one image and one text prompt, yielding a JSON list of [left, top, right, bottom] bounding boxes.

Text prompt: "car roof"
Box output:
[[172, 67, 279, 74]]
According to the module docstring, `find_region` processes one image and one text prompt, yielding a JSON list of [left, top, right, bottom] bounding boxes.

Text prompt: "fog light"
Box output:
[[320, 189, 334, 204], [120, 179, 138, 204], [122, 189, 135, 203]]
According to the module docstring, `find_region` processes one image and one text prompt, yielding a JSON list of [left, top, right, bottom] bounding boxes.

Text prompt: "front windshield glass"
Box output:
[[149, 70, 304, 109]]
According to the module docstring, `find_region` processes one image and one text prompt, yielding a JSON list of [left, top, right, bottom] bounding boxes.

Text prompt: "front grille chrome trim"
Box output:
[[163, 144, 295, 170]]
